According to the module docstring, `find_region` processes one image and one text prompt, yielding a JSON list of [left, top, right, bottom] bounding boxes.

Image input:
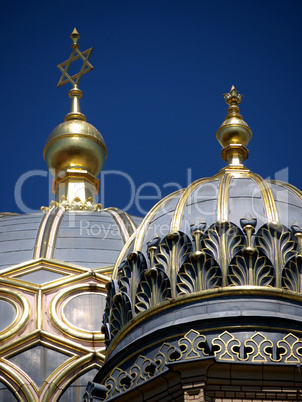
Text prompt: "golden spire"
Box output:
[[216, 86, 252, 168], [43, 30, 107, 208]]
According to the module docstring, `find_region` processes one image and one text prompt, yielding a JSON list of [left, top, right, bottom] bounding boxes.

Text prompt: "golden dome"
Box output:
[[44, 114, 107, 177]]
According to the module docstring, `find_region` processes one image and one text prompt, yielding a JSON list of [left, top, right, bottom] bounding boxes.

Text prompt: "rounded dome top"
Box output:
[[46, 118, 105, 146], [44, 118, 107, 177], [44, 85, 107, 177]]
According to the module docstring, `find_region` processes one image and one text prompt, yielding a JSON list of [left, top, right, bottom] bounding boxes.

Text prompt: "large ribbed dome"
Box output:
[[89, 87, 302, 402]]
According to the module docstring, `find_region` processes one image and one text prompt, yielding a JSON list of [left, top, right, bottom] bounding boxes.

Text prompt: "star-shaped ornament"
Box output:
[[57, 28, 94, 88]]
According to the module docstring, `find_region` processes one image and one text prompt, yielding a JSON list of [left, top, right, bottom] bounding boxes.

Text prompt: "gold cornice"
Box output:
[[214, 166, 251, 178], [0, 258, 90, 277], [106, 286, 302, 357], [54, 169, 100, 187], [0, 277, 39, 292], [42, 270, 105, 292]]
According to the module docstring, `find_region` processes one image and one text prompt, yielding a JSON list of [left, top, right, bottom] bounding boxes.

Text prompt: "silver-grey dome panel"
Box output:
[[0, 213, 41, 269], [53, 211, 126, 268]]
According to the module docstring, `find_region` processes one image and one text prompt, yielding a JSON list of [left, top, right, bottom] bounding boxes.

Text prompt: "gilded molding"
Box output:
[[33, 209, 51, 259], [112, 232, 137, 278], [134, 189, 184, 251], [0, 360, 36, 401], [170, 177, 213, 232], [268, 179, 302, 201], [249, 172, 278, 222], [217, 173, 232, 222], [105, 207, 137, 244], [41, 354, 99, 402], [43, 132, 108, 158], [0, 289, 30, 342], [50, 284, 106, 340]]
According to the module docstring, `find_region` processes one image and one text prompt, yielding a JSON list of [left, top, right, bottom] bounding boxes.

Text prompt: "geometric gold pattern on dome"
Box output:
[[0, 250, 109, 401], [57, 28, 94, 88]]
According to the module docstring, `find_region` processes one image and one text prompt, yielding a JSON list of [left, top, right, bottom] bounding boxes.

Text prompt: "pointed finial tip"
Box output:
[[70, 28, 80, 45], [223, 85, 243, 106]]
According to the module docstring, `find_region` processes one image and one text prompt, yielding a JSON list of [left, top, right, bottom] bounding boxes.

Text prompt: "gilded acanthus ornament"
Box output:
[[41, 196, 102, 212], [102, 219, 302, 348]]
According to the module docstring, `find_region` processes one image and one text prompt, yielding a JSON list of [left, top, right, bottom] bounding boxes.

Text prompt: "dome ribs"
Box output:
[[33, 206, 66, 259], [249, 172, 279, 223], [217, 172, 232, 222]]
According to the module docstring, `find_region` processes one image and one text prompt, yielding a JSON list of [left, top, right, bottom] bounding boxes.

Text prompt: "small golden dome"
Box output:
[[44, 115, 107, 177]]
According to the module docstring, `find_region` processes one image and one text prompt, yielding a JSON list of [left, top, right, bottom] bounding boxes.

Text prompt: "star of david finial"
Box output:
[[57, 28, 94, 88]]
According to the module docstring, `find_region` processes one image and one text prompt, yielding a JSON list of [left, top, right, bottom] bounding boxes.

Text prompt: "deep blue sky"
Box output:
[[1, 0, 302, 216]]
